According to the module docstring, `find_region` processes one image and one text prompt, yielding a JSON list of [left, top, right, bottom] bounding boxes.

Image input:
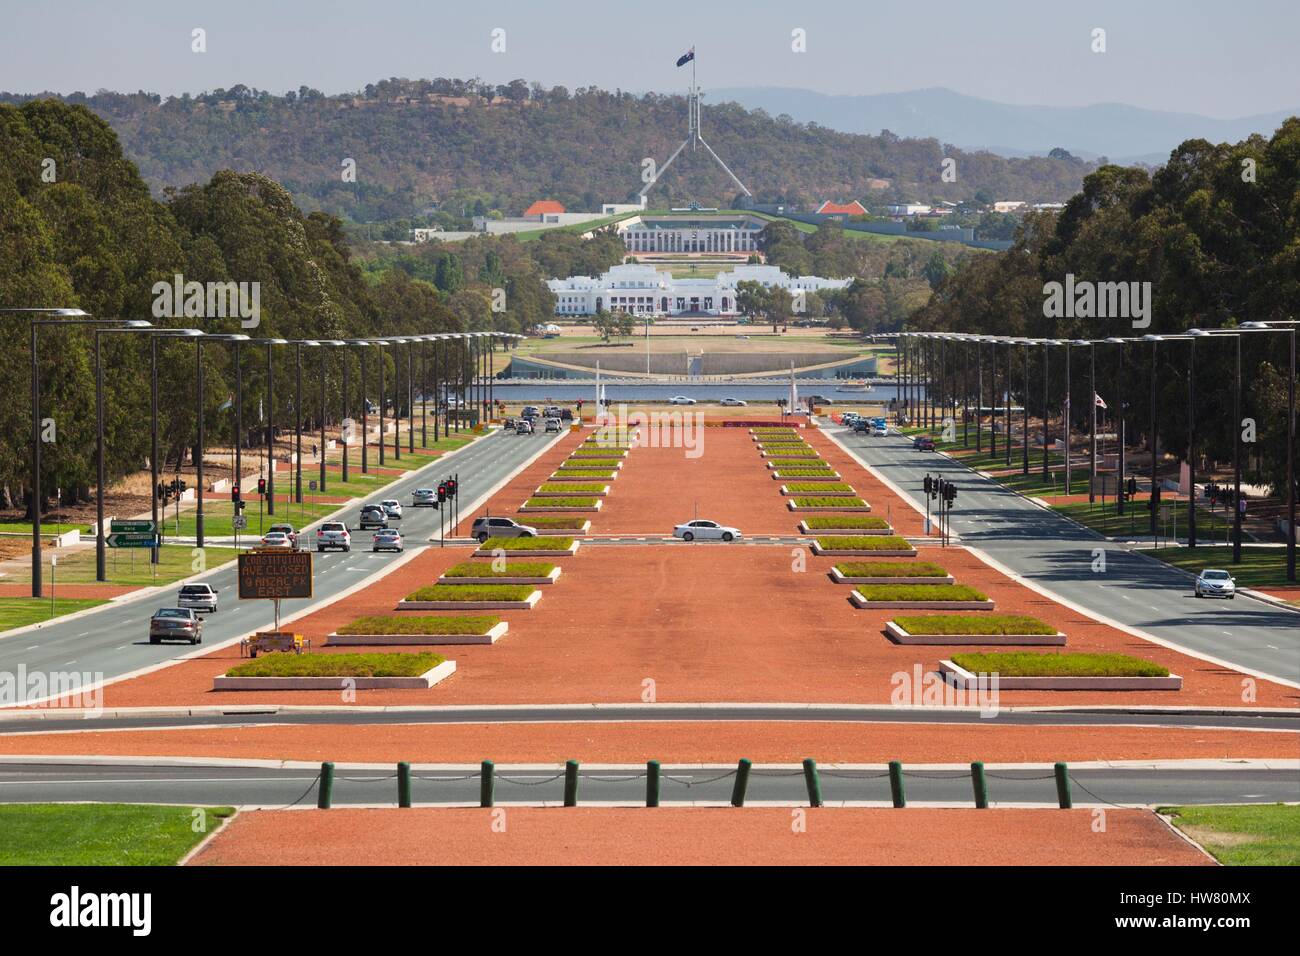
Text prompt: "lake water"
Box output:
[[489, 381, 914, 404]]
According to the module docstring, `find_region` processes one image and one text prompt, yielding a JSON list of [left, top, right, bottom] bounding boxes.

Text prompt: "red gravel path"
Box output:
[[189, 807, 1213, 866]]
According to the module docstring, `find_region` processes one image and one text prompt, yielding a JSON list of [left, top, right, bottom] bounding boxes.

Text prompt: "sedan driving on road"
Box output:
[[1195, 569, 1236, 599], [381, 499, 403, 520], [719, 397, 747, 407], [673, 519, 742, 542], [316, 521, 351, 552], [149, 607, 203, 645], [667, 395, 697, 405], [176, 583, 218, 613], [372, 528, 404, 552], [413, 488, 437, 507], [267, 523, 297, 547], [913, 436, 936, 451], [470, 516, 537, 543], [259, 531, 293, 549]]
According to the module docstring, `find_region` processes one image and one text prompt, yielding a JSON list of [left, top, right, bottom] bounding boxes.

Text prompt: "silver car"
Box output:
[[1194, 569, 1236, 599], [176, 583, 218, 613], [412, 488, 436, 507], [673, 519, 741, 542], [471, 516, 537, 543], [372, 528, 404, 552]]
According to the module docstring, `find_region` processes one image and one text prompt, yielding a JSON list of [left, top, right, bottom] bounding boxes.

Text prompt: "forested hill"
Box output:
[[0, 78, 1095, 221]]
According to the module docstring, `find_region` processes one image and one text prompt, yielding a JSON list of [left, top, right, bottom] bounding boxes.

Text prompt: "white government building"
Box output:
[[548, 264, 851, 317], [615, 213, 767, 254]]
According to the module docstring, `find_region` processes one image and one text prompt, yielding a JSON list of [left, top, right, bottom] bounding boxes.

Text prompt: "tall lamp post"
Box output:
[[149, 329, 204, 563], [198, 334, 251, 547], [1241, 321, 1298, 580], [1104, 337, 1127, 515], [93, 321, 155, 581], [263, 338, 289, 516]]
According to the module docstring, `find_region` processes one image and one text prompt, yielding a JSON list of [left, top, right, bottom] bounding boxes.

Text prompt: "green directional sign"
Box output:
[[111, 520, 156, 534], [107, 532, 156, 548]]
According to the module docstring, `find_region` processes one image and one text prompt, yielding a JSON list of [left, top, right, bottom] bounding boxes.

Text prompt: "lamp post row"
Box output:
[[2, 307, 520, 597]]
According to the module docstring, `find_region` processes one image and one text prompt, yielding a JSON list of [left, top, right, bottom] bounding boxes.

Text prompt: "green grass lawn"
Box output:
[[337, 614, 500, 636], [1145, 544, 1296, 589], [0, 803, 235, 865], [951, 651, 1169, 677], [227, 652, 443, 678], [1159, 804, 1300, 865], [0, 597, 108, 632], [162, 499, 342, 537], [1052, 500, 1230, 540], [11, 544, 237, 586]]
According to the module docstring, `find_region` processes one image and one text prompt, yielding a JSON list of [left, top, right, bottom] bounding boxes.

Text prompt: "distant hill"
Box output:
[[709, 86, 1298, 165], [0, 79, 1094, 221]]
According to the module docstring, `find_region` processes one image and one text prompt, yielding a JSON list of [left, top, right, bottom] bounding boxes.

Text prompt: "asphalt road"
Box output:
[[0, 428, 564, 698], [4, 704, 1297, 734], [0, 761, 1293, 807], [831, 428, 1300, 686]]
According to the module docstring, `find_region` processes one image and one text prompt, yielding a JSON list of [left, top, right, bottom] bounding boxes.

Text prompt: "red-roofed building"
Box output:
[[524, 200, 566, 218], [815, 200, 868, 217]]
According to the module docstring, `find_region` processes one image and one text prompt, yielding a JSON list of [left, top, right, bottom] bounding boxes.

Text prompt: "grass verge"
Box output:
[[836, 561, 949, 578], [524, 497, 598, 508], [227, 652, 444, 677], [950, 652, 1169, 677], [0, 597, 108, 633], [856, 584, 989, 602], [1158, 804, 1300, 865], [442, 561, 556, 578], [478, 536, 575, 550], [795, 496, 868, 508], [336, 615, 500, 636], [816, 535, 911, 550], [0, 803, 235, 865], [405, 584, 536, 602], [893, 614, 1056, 635]]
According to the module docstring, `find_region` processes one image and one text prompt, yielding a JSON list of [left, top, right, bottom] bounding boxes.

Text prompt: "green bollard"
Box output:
[[480, 760, 495, 808], [563, 759, 579, 807], [971, 761, 988, 809], [646, 760, 661, 807], [1054, 762, 1073, 809], [317, 761, 334, 809], [731, 758, 752, 807], [888, 760, 906, 808], [802, 758, 823, 808], [397, 761, 411, 808]]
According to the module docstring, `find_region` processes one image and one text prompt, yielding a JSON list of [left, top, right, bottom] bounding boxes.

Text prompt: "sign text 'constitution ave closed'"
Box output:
[[238, 550, 314, 599]]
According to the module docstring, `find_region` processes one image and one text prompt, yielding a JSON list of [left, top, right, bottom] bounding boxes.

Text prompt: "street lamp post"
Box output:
[[1186, 330, 1204, 549], [264, 338, 288, 516], [148, 329, 204, 563], [1041, 341, 1051, 481], [200, 334, 251, 547], [976, 338, 984, 453], [1144, 335, 1160, 536], [1022, 341, 1030, 476], [1089, 341, 1097, 505], [1064, 340, 1073, 496], [1106, 337, 1126, 515], [1242, 321, 1298, 580]]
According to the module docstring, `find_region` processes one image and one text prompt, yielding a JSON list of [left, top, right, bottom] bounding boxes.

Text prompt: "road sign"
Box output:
[[238, 549, 313, 599], [232, 515, 248, 531], [106, 532, 156, 548], [110, 519, 155, 534], [309, 479, 318, 492]]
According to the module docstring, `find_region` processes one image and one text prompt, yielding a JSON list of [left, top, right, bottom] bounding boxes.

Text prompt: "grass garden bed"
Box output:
[[811, 535, 915, 556], [328, 614, 507, 646], [399, 583, 542, 610], [568, 447, 628, 458], [771, 469, 840, 480], [886, 614, 1064, 645], [535, 483, 609, 496], [799, 517, 891, 534], [851, 584, 995, 610], [439, 561, 561, 585], [782, 482, 855, 495], [474, 536, 578, 555], [789, 496, 871, 512], [216, 651, 455, 690], [761, 450, 821, 459], [940, 652, 1180, 690], [830, 561, 953, 585], [512, 518, 590, 533], [550, 470, 617, 480], [521, 497, 601, 512]]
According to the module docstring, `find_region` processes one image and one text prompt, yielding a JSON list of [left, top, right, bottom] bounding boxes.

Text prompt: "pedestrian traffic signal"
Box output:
[[231, 486, 241, 502]]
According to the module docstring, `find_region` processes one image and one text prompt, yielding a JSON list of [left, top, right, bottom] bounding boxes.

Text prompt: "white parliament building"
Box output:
[[548, 264, 851, 318]]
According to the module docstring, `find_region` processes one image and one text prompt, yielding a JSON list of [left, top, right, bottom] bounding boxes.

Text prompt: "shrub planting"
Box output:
[[443, 561, 556, 578], [892, 614, 1055, 635], [806, 516, 889, 529], [794, 496, 868, 508], [227, 652, 444, 678], [337, 615, 500, 635], [836, 561, 949, 578], [950, 652, 1170, 678], [855, 584, 989, 602], [537, 482, 606, 494], [405, 584, 536, 602], [785, 482, 855, 494], [815, 535, 910, 550], [477, 536, 575, 550]]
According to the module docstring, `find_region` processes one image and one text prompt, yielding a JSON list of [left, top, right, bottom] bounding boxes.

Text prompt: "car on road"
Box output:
[[807, 394, 834, 406], [871, 424, 889, 437], [544, 417, 562, 433], [521, 405, 541, 420], [316, 521, 351, 552], [719, 397, 748, 407], [259, 531, 293, 549], [372, 528, 404, 552], [381, 499, 403, 520], [1194, 568, 1237, 599], [853, 419, 871, 433], [913, 436, 936, 451], [358, 505, 388, 530], [149, 607, 203, 645], [673, 519, 742, 542], [412, 488, 437, 507], [267, 523, 297, 547], [471, 516, 537, 543], [667, 395, 697, 405], [176, 583, 218, 614], [515, 418, 534, 434], [544, 405, 564, 419]]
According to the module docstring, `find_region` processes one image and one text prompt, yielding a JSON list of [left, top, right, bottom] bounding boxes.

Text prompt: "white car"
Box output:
[[316, 521, 351, 552], [259, 531, 292, 549], [870, 424, 889, 437], [412, 488, 436, 507], [673, 519, 742, 542], [176, 583, 218, 613], [667, 396, 697, 405], [1194, 568, 1236, 599], [719, 397, 747, 407], [372, 528, 404, 552], [381, 499, 403, 520]]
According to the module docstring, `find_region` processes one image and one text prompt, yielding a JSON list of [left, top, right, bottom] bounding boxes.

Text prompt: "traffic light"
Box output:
[[156, 482, 166, 501], [923, 474, 933, 496], [257, 477, 267, 496], [231, 486, 241, 503], [446, 478, 458, 498], [944, 482, 957, 504], [437, 482, 448, 503]]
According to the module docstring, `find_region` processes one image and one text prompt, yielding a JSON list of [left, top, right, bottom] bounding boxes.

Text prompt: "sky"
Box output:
[[1, 0, 1296, 118]]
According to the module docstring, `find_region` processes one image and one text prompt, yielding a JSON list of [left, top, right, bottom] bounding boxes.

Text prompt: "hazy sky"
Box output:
[[2, 0, 1295, 117]]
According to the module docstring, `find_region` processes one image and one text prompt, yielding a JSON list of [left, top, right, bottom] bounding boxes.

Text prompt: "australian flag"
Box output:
[[676, 47, 695, 67]]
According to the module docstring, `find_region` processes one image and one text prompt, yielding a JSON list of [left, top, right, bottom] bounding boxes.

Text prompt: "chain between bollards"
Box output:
[[1054, 762, 1072, 809], [397, 761, 411, 808], [646, 760, 660, 807], [730, 758, 752, 807], [317, 762, 334, 809]]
